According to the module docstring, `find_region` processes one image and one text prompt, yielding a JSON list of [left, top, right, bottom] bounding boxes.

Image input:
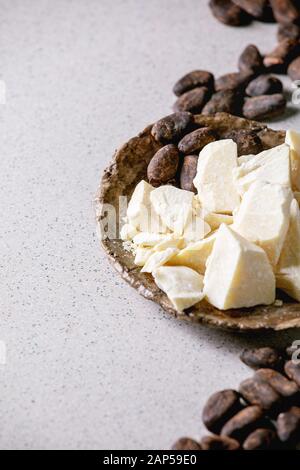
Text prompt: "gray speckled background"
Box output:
[[0, 0, 300, 450]]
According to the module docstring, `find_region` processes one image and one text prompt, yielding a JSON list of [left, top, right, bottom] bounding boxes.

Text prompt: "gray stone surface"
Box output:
[[0, 0, 299, 450]]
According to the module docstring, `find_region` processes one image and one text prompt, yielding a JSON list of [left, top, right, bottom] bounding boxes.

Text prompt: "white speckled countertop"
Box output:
[[0, 0, 300, 450]]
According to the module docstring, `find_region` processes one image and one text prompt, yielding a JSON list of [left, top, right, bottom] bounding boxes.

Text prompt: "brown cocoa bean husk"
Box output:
[[246, 75, 283, 97], [269, 0, 300, 25], [173, 87, 211, 114], [278, 23, 300, 42], [209, 0, 252, 26], [238, 44, 264, 75], [264, 39, 300, 72], [202, 389, 243, 434], [151, 112, 194, 145], [288, 56, 300, 81], [173, 71, 215, 97], [147, 145, 179, 187], [239, 377, 282, 412], [202, 90, 243, 116], [243, 428, 278, 450], [172, 437, 202, 451], [240, 347, 283, 370], [180, 155, 198, 193], [201, 434, 240, 450], [255, 369, 300, 401], [276, 406, 300, 443], [285, 361, 300, 387], [243, 94, 286, 120], [223, 129, 263, 155], [232, 0, 269, 18], [215, 71, 253, 92], [178, 127, 216, 155], [221, 405, 265, 442]]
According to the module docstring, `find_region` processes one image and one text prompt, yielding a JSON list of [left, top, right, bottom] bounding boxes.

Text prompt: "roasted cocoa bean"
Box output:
[[209, 0, 251, 26], [246, 75, 283, 97], [238, 44, 264, 75], [232, 0, 269, 18], [264, 39, 300, 72], [285, 361, 300, 387], [147, 145, 179, 187], [243, 94, 286, 120], [276, 406, 300, 443], [278, 23, 300, 42], [173, 71, 215, 97], [240, 347, 283, 370], [215, 71, 253, 92], [288, 56, 300, 81], [223, 129, 263, 155], [239, 377, 282, 411], [202, 389, 243, 434], [243, 428, 277, 450], [202, 90, 243, 115], [221, 405, 265, 442], [172, 437, 202, 451], [180, 155, 198, 193], [173, 87, 210, 114], [201, 434, 240, 450], [255, 369, 299, 401], [178, 127, 216, 155], [269, 0, 300, 25], [151, 112, 194, 145]]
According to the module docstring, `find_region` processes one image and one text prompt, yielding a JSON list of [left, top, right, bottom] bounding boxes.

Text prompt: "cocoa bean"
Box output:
[[288, 56, 300, 81], [243, 94, 286, 120], [246, 75, 283, 97], [202, 389, 243, 434], [172, 437, 202, 451], [269, 0, 300, 25], [255, 369, 299, 401], [147, 145, 179, 187], [243, 428, 278, 450], [180, 155, 198, 193], [240, 347, 283, 370], [239, 377, 282, 411], [174, 87, 210, 114], [215, 71, 253, 92], [232, 0, 269, 18], [178, 127, 216, 155], [277, 406, 300, 443], [209, 0, 251, 26], [238, 44, 264, 75], [223, 129, 263, 155], [221, 405, 265, 442], [202, 89, 243, 115], [201, 434, 240, 450], [173, 71, 215, 97], [285, 361, 300, 387], [278, 23, 300, 42], [151, 112, 194, 145], [264, 39, 300, 72]]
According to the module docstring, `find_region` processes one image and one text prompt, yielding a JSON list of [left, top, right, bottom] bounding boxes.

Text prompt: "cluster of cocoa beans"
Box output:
[[172, 346, 300, 450]]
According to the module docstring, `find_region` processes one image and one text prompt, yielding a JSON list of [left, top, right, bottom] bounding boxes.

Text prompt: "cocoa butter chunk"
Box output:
[[178, 127, 216, 154], [215, 71, 253, 92], [172, 437, 202, 451], [180, 155, 198, 193], [209, 0, 251, 26], [288, 56, 300, 81], [246, 75, 283, 97], [173, 87, 210, 113], [278, 23, 300, 42], [173, 71, 215, 97], [221, 405, 265, 442], [269, 0, 300, 24], [201, 434, 240, 450], [202, 90, 243, 115], [243, 94, 286, 120], [255, 369, 299, 400], [240, 347, 283, 370], [239, 377, 281, 411], [147, 145, 179, 187], [238, 44, 264, 75], [264, 39, 300, 72], [232, 0, 268, 18], [223, 129, 262, 155], [243, 428, 277, 450], [202, 389, 243, 433], [285, 361, 300, 387], [151, 112, 194, 145], [277, 406, 300, 443]]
